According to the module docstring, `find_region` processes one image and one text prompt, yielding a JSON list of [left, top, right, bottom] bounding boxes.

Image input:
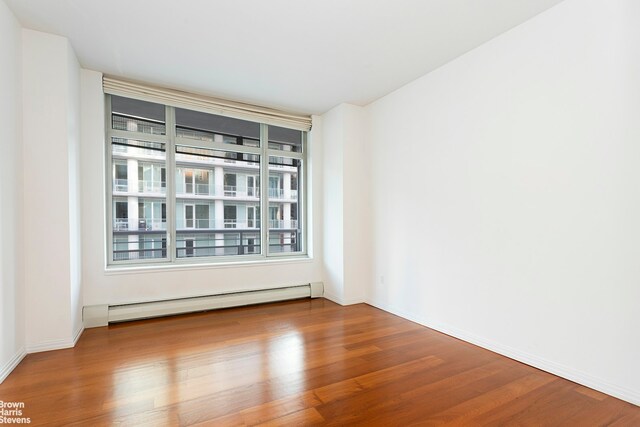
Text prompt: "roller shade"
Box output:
[[103, 76, 312, 131]]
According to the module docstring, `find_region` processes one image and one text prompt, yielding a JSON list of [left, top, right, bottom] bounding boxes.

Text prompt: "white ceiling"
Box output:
[[6, 0, 564, 115]]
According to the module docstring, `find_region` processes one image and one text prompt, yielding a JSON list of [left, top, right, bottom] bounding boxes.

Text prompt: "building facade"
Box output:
[[108, 95, 303, 262]]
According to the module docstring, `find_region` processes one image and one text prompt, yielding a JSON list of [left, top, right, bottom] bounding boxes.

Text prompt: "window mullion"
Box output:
[[260, 124, 269, 257], [301, 131, 308, 255], [105, 95, 115, 265], [166, 106, 177, 262]]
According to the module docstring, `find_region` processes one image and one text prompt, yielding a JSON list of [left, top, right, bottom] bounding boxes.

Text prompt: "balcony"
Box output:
[[114, 218, 128, 231], [176, 126, 260, 148], [115, 218, 296, 231], [174, 219, 262, 230], [113, 179, 128, 192], [176, 218, 210, 229], [268, 188, 298, 200], [172, 219, 295, 229], [224, 219, 260, 229], [173, 230, 262, 258], [140, 219, 167, 231], [112, 113, 166, 135], [269, 219, 298, 229], [114, 218, 167, 231], [180, 183, 210, 196], [139, 180, 166, 194], [113, 179, 167, 194], [114, 179, 296, 200], [113, 229, 300, 261]]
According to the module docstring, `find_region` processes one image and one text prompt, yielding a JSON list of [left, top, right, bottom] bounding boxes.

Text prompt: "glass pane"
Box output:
[[111, 96, 166, 135], [268, 156, 302, 253], [175, 144, 261, 258], [268, 125, 302, 153], [175, 108, 260, 147], [111, 138, 167, 261]]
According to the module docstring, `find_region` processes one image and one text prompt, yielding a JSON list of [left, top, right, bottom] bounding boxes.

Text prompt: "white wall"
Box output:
[[80, 70, 323, 306], [322, 104, 369, 304], [0, 0, 25, 382], [321, 106, 345, 302], [365, 0, 640, 404], [22, 29, 83, 351], [342, 105, 370, 304], [67, 37, 83, 339]]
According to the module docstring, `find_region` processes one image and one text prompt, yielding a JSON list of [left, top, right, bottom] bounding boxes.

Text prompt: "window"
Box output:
[[224, 173, 236, 196], [267, 125, 304, 254], [106, 95, 307, 265]]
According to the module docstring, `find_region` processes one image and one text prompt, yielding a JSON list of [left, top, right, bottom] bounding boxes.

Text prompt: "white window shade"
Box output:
[[103, 77, 312, 132]]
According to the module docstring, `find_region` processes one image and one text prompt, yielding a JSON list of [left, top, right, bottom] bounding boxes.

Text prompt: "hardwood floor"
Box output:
[[0, 298, 638, 426]]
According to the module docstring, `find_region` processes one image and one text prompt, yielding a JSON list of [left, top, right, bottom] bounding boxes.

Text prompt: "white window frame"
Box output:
[[247, 175, 259, 198], [247, 205, 259, 229], [105, 94, 308, 267], [184, 169, 195, 194], [184, 203, 195, 229]]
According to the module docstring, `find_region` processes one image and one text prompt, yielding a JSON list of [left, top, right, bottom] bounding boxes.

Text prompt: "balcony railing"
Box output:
[[112, 113, 166, 135], [115, 218, 296, 231], [176, 126, 260, 147], [195, 183, 210, 195], [269, 188, 282, 198], [181, 183, 210, 196], [223, 188, 260, 198], [139, 180, 166, 193], [174, 219, 263, 230], [174, 231, 262, 258], [224, 219, 260, 229], [269, 219, 298, 229], [140, 219, 167, 231], [268, 188, 298, 200], [115, 179, 296, 200], [113, 230, 300, 261], [177, 218, 210, 229], [114, 218, 128, 231], [113, 247, 166, 261], [115, 219, 297, 230], [114, 218, 167, 231], [113, 179, 128, 192], [114, 179, 168, 194]]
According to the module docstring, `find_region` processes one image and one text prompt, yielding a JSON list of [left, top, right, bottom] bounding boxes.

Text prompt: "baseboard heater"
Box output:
[[83, 282, 324, 327]]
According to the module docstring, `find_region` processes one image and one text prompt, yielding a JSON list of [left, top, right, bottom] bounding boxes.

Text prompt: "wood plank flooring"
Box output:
[[0, 298, 638, 426]]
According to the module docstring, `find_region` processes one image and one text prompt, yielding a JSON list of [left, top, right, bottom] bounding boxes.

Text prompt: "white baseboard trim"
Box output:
[[72, 325, 85, 346], [323, 292, 365, 306], [26, 325, 85, 354], [367, 299, 640, 407], [0, 347, 27, 384]]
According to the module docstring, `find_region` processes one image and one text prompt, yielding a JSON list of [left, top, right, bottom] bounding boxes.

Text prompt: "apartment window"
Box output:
[[224, 205, 237, 228], [224, 173, 237, 196], [184, 204, 195, 229], [184, 238, 195, 257], [106, 94, 307, 265], [185, 170, 194, 194], [247, 175, 259, 197]]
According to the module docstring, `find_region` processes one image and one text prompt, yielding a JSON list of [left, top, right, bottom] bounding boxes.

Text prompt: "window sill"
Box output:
[[104, 255, 314, 275]]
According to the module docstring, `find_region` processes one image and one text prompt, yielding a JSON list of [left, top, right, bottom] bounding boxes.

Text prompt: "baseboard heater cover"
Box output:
[[83, 282, 323, 327]]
